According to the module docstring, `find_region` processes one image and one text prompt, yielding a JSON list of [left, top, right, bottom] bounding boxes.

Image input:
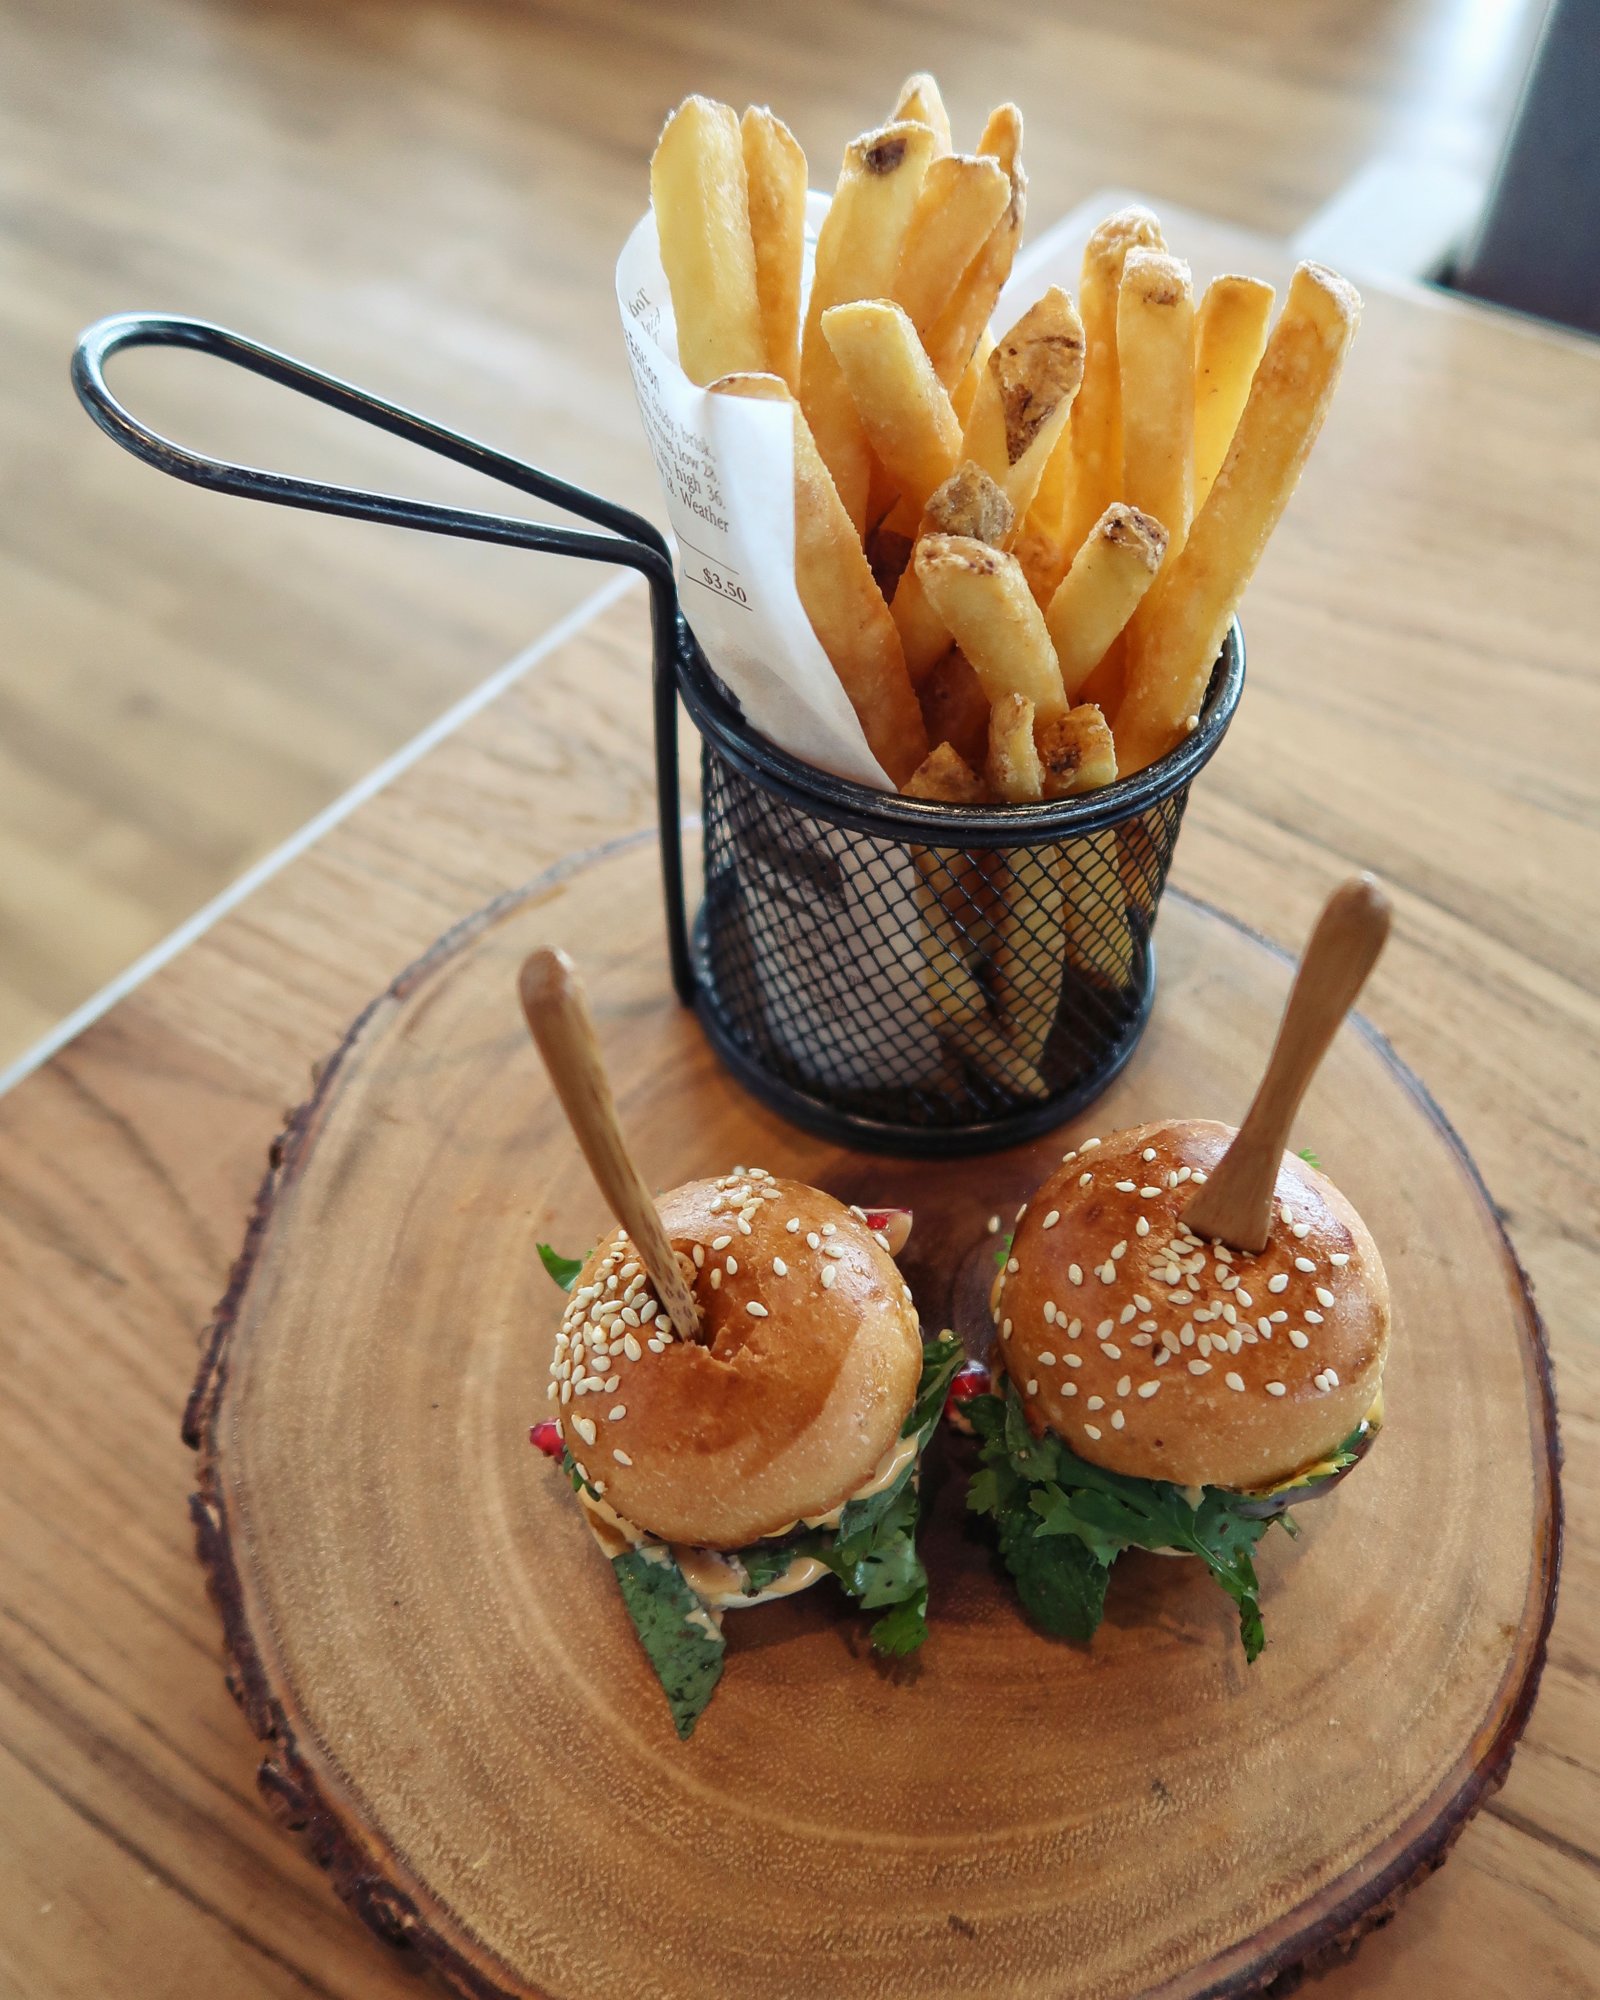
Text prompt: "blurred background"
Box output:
[[0, 0, 1559, 1074]]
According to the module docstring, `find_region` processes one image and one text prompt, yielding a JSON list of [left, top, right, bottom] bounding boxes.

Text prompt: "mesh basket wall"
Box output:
[[693, 743, 1192, 1134]]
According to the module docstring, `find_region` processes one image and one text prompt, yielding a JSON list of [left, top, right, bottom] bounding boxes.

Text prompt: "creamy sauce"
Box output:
[[576, 1431, 917, 1611]]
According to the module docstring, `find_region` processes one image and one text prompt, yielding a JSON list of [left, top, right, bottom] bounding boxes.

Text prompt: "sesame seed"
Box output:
[[1169, 1290, 1195, 1306], [1002, 1317, 1013, 1337], [1062, 1383, 1078, 1398], [1138, 1381, 1160, 1400], [773, 1257, 787, 1276], [1038, 1351, 1056, 1367], [1098, 1261, 1117, 1283], [692, 1245, 705, 1268], [1266, 1381, 1286, 1397], [1197, 1333, 1211, 1357], [786, 1217, 800, 1233], [807, 1232, 820, 1249], [1324, 1367, 1340, 1387], [1044, 1301, 1057, 1325], [824, 1242, 846, 1258], [1085, 1425, 1103, 1440], [1294, 1256, 1316, 1274], [1044, 1210, 1061, 1229], [1115, 1180, 1137, 1193], [1317, 1286, 1336, 1308], [1270, 1309, 1288, 1323], [613, 1448, 633, 1466], [560, 1381, 572, 1403], [1008, 1258, 1020, 1274], [1142, 1147, 1157, 1161], [604, 1374, 620, 1393], [986, 1214, 1000, 1234], [1306, 1309, 1324, 1324], [1180, 1326, 1196, 1347], [725, 1256, 738, 1275], [1225, 1371, 1245, 1392], [1188, 1359, 1212, 1376], [823, 1223, 837, 1236], [1268, 1274, 1289, 1294], [1161, 1330, 1181, 1353], [1026, 1378, 1039, 1395], [1112, 1410, 1126, 1430], [1079, 1172, 1093, 1187], [1221, 1303, 1237, 1325], [1082, 1137, 1101, 1149], [737, 1219, 752, 1235], [1064, 1352, 1083, 1368], [1069, 1264, 1084, 1285], [1087, 1395, 1104, 1411], [1289, 1329, 1310, 1348], [1136, 1217, 1150, 1237], [1097, 1318, 1113, 1337], [712, 1234, 732, 1250], [821, 1266, 837, 1289], [646, 1338, 664, 1354], [1116, 1374, 1132, 1397], [608, 1405, 626, 1420], [1102, 1343, 1122, 1360], [1131, 1333, 1154, 1347], [1155, 1348, 1171, 1366], [745, 1300, 767, 1318], [709, 1268, 722, 1290], [1066, 1319, 1082, 1339], [1133, 1294, 1151, 1313], [1139, 1318, 1158, 1334], [1292, 1222, 1311, 1240], [1236, 1290, 1253, 1308], [1120, 1304, 1137, 1324], [872, 1231, 891, 1250], [1330, 1252, 1350, 1267], [1141, 1187, 1161, 1199], [573, 1416, 596, 1447]]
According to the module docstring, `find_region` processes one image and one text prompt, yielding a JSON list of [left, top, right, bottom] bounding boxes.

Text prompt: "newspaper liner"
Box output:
[[616, 195, 1102, 1102]]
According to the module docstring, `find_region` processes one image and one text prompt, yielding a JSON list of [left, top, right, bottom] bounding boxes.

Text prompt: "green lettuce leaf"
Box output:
[[610, 1549, 725, 1740], [538, 1243, 586, 1292], [965, 1384, 1279, 1661], [1296, 1147, 1322, 1170]]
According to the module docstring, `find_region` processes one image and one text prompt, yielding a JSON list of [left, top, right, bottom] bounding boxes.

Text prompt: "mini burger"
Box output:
[[533, 1166, 961, 1735], [965, 1120, 1389, 1660]]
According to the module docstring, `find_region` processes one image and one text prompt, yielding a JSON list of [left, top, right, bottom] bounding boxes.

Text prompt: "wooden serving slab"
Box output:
[[186, 832, 1558, 2000]]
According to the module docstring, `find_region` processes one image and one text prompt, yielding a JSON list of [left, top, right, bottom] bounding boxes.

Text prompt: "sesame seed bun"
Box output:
[[553, 1171, 922, 1547], [996, 1120, 1389, 1491]]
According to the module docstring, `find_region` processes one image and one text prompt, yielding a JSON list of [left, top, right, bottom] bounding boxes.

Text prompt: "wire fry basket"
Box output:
[[673, 622, 1243, 1155], [70, 312, 1243, 1159]]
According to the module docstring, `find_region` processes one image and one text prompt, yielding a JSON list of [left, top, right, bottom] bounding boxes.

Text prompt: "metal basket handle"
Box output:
[[71, 312, 694, 1002]]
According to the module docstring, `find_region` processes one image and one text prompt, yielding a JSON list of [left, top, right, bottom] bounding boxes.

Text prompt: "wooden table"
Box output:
[[3, 212, 1595, 1997]]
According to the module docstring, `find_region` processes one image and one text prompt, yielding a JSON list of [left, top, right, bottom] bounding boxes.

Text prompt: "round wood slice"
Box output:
[[186, 831, 1559, 2000]]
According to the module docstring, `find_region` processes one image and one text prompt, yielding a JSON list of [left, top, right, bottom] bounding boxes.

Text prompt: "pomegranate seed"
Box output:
[[861, 1206, 913, 1254], [528, 1421, 564, 1460]]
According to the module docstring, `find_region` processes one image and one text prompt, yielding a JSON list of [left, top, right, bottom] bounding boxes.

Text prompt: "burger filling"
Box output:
[[963, 1380, 1377, 1662]]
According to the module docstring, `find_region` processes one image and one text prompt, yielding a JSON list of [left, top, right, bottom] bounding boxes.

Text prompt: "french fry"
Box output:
[[1115, 263, 1361, 775], [891, 461, 1014, 688], [925, 105, 1027, 388], [914, 536, 1070, 719], [918, 647, 992, 770], [1061, 206, 1164, 558], [1118, 249, 1195, 560], [822, 299, 961, 520], [892, 154, 1012, 335], [799, 122, 936, 532], [1046, 503, 1168, 698], [1060, 830, 1135, 988], [1036, 703, 1118, 796], [741, 106, 808, 392], [960, 287, 1085, 521], [951, 330, 994, 428], [986, 692, 1044, 802], [890, 73, 953, 153], [651, 97, 767, 385], [1194, 274, 1275, 507], [903, 740, 985, 802], [711, 373, 928, 785]]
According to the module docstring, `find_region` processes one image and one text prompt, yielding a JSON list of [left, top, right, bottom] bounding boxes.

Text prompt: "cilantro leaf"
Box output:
[[964, 1385, 1277, 1661], [904, 1330, 967, 1443], [538, 1243, 586, 1292], [866, 1585, 928, 1656], [611, 1549, 725, 1739], [993, 1231, 1014, 1272], [1296, 1147, 1322, 1170]]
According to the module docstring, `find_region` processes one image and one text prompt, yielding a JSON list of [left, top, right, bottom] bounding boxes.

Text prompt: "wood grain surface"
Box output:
[[1, 214, 1596, 1996], [1, 0, 1539, 1063], [186, 846, 1557, 2000]]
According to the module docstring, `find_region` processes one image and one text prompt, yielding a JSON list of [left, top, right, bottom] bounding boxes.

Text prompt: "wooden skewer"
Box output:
[[1184, 876, 1392, 1251], [518, 947, 703, 1339]]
